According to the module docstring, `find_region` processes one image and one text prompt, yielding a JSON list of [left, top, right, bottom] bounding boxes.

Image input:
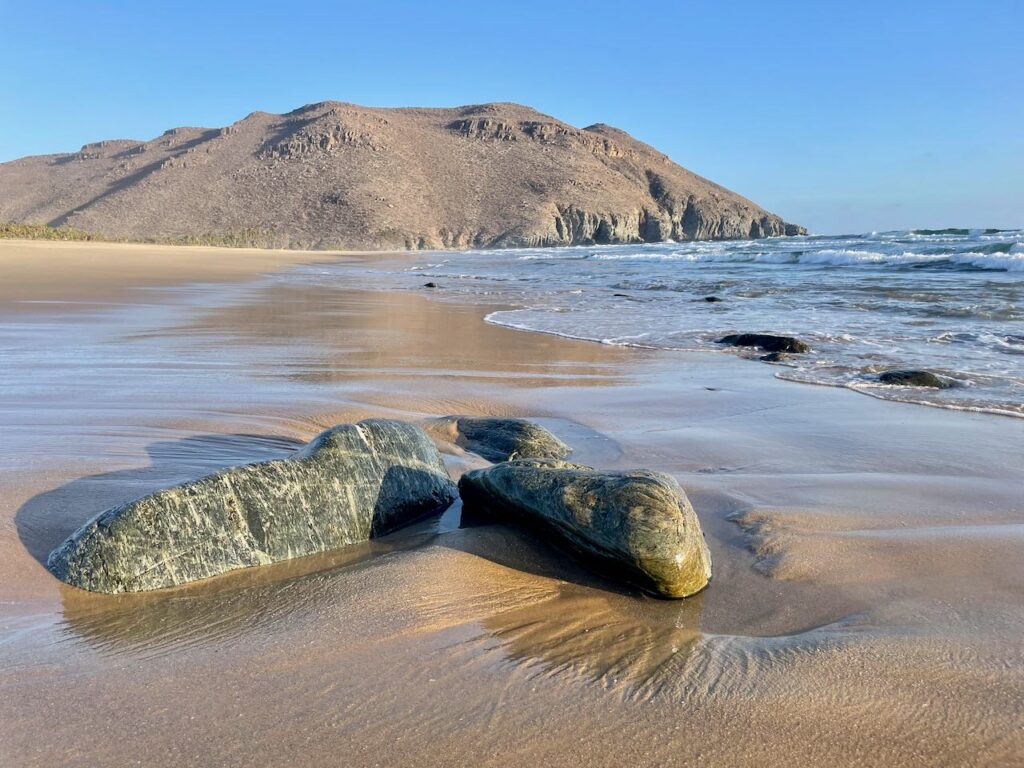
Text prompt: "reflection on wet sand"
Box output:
[[482, 586, 706, 698], [50, 495, 861, 703], [54, 511, 771, 707], [57, 522, 438, 658], [172, 284, 640, 389], [445, 520, 860, 704]]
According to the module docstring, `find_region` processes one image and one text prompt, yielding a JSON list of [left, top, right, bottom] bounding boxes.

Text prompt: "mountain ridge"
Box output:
[[0, 101, 805, 250]]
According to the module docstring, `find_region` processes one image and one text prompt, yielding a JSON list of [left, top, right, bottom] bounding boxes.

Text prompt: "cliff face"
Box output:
[[0, 101, 804, 249]]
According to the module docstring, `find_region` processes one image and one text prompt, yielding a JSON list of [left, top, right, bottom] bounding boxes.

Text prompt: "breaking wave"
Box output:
[[390, 228, 1024, 417]]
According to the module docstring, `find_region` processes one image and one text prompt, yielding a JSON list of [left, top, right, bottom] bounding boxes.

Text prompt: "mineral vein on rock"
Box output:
[[48, 419, 458, 593]]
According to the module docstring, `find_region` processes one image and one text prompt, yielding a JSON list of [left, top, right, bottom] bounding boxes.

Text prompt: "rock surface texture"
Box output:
[[878, 369, 954, 388], [48, 419, 457, 593], [0, 101, 804, 249], [458, 459, 711, 598], [718, 333, 811, 354], [431, 416, 571, 462]]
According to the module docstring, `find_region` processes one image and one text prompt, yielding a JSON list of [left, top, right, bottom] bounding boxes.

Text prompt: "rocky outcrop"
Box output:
[[0, 101, 804, 250], [48, 419, 457, 593], [533, 199, 798, 248], [458, 459, 711, 598], [717, 334, 811, 354], [429, 416, 571, 462], [878, 370, 954, 389]]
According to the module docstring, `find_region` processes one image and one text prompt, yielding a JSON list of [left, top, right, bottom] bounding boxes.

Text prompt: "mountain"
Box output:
[[0, 101, 804, 250]]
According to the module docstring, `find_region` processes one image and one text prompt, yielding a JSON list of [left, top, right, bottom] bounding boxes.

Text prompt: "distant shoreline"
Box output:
[[0, 237, 360, 307], [0, 221, 811, 252]]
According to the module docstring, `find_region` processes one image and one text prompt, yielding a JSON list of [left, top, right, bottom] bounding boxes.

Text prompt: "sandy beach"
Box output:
[[2, 240, 1022, 767]]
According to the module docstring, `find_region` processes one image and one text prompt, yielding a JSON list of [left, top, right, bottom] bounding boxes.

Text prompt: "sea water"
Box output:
[[368, 229, 1024, 417]]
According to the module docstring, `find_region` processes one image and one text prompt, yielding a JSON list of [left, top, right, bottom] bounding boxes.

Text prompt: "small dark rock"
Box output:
[[760, 352, 786, 362], [423, 282, 440, 288], [717, 333, 810, 354], [878, 369, 955, 389], [703, 296, 723, 303]]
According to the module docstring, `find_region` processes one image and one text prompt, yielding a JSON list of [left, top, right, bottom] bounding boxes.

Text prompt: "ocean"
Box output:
[[354, 228, 1024, 417]]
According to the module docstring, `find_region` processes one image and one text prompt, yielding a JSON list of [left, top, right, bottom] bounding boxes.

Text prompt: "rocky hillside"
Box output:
[[0, 101, 804, 250]]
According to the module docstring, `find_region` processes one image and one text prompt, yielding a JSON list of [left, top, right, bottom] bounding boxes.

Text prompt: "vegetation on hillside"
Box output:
[[0, 222, 284, 249], [0, 222, 106, 241], [0, 102, 802, 250]]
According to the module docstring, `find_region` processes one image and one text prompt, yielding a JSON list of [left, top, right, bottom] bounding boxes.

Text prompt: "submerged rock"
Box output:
[[48, 419, 458, 593], [878, 369, 954, 389], [717, 333, 810, 354], [458, 459, 711, 598], [431, 416, 571, 462]]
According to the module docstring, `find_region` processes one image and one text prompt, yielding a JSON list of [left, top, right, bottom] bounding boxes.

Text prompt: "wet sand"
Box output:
[[2, 242, 1022, 767]]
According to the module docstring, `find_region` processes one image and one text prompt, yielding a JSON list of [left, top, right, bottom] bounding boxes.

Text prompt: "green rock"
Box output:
[[458, 459, 711, 598], [48, 419, 457, 593], [432, 416, 571, 462]]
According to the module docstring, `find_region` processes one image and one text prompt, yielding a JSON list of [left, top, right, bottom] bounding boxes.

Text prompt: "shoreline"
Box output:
[[1, 242, 1022, 767], [487, 309, 1024, 420], [0, 238, 371, 306], [0, 227, 812, 257]]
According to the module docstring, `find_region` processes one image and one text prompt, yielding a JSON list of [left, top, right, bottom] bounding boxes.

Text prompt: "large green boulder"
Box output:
[[458, 459, 711, 598], [48, 419, 457, 593]]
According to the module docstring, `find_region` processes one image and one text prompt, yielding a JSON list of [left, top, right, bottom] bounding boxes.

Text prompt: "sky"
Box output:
[[1, 0, 1021, 234]]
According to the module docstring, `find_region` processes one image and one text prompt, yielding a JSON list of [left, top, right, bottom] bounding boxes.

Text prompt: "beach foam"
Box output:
[[371, 230, 1024, 417]]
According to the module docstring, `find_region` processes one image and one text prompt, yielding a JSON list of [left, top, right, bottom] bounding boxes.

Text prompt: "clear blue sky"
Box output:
[[2, 0, 1021, 233]]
